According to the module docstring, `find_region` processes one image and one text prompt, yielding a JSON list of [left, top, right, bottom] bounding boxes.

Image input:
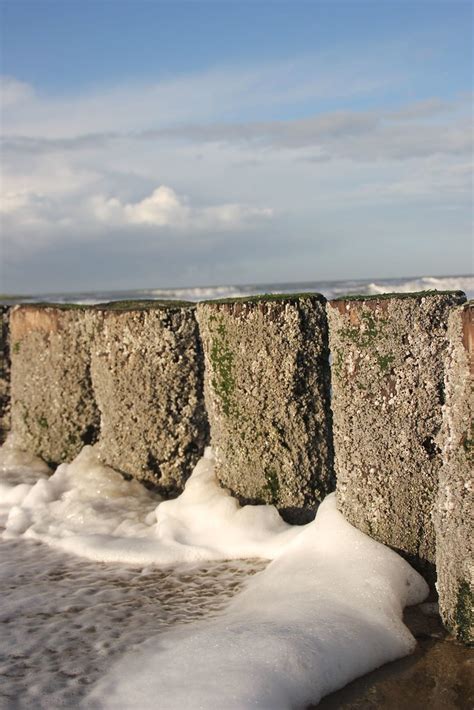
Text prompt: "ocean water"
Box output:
[[0, 272, 469, 709], [2, 273, 473, 305]]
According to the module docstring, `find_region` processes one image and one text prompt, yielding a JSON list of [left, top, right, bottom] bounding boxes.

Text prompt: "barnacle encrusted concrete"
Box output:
[[9, 304, 100, 464], [0, 306, 11, 443], [328, 291, 466, 580], [90, 301, 208, 496], [435, 302, 473, 644], [197, 294, 334, 523]]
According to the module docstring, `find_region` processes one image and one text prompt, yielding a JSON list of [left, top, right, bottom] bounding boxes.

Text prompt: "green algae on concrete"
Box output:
[[9, 304, 100, 465], [434, 302, 473, 644], [90, 301, 208, 496], [96, 299, 194, 311], [333, 289, 466, 303], [197, 294, 334, 523], [327, 291, 467, 582], [0, 306, 11, 444]]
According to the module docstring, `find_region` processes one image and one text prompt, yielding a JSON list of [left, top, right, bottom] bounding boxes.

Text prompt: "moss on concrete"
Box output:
[[331, 289, 466, 303], [96, 299, 194, 311], [328, 291, 466, 581], [208, 316, 236, 418], [454, 581, 473, 646], [0, 306, 11, 443], [435, 302, 473, 644], [24, 302, 92, 310], [263, 468, 281, 505], [15, 299, 195, 312], [202, 292, 327, 306], [198, 294, 334, 523]]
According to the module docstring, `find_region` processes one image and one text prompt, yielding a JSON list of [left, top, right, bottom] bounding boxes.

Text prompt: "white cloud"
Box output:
[[3, 102, 471, 163], [1, 181, 273, 245], [93, 185, 273, 230]]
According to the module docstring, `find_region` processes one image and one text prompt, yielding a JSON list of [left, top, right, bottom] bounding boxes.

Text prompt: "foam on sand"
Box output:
[[0, 442, 429, 709], [86, 494, 428, 709], [1, 443, 298, 564]]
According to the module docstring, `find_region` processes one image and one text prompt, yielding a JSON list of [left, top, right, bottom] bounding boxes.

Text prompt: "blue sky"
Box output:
[[1, 0, 472, 293]]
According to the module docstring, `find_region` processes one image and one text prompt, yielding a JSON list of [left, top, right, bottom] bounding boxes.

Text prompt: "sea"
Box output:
[[2, 273, 473, 305], [0, 272, 472, 710]]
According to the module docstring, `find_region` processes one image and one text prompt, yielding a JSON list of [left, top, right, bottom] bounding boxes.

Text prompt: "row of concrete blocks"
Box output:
[[0, 292, 472, 644]]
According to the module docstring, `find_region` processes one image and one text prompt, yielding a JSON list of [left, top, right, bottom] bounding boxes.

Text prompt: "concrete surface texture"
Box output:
[[327, 291, 466, 580], [197, 294, 334, 523], [434, 302, 473, 644], [9, 305, 100, 465], [90, 301, 208, 495], [0, 306, 10, 444]]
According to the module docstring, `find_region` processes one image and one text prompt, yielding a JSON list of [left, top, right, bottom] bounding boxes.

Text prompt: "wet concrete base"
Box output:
[[314, 603, 474, 709]]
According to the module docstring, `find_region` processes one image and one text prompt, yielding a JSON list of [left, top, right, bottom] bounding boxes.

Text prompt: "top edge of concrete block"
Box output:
[[328, 289, 466, 306], [93, 299, 195, 311], [199, 292, 326, 307], [0, 296, 31, 306], [11, 299, 195, 313]]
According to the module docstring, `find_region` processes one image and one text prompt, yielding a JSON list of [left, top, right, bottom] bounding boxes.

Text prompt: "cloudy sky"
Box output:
[[1, 0, 472, 294]]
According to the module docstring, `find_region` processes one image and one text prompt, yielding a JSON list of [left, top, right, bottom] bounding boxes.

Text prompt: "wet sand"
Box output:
[[0, 538, 265, 708], [315, 603, 473, 709], [2, 537, 472, 709]]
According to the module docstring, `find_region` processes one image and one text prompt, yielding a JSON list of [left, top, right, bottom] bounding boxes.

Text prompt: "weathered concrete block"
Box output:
[[197, 294, 334, 523], [0, 306, 11, 443], [10, 305, 100, 464], [90, 301, 208, 496], [328, 291, 466, 579], [435, 302, 473, 644]]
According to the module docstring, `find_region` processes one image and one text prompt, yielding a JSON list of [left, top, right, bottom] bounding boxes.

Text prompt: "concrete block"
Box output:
[[10, 305, 100, 464], [197, 294, 334, 523], [435, 302, 473, 644], [90, 301, 208, 496], [0, 306, 11, 443], [328, 291, 466, 580]]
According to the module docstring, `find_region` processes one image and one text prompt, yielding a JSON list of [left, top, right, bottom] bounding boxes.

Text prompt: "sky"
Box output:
[[0, 0, 472, 294]]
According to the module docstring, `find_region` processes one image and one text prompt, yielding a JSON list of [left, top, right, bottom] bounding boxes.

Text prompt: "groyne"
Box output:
[[0, 306, 10, 444], [434, 302, 473, 644], [0, 291, 471, 643], [6, 301, 208, 495], [90, 301, 208, 495], [197, 295, 333, 523], [9, 305, 99, 464], [327, 291, 465, 582]]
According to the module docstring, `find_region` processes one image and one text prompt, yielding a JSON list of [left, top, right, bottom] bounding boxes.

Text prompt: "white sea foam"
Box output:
[[7, 273, 472, 307], [1, 445, 298, 564], [366, 275, 474, 299], [0, 443, 429, 708], [86, 494, 428, 710]]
